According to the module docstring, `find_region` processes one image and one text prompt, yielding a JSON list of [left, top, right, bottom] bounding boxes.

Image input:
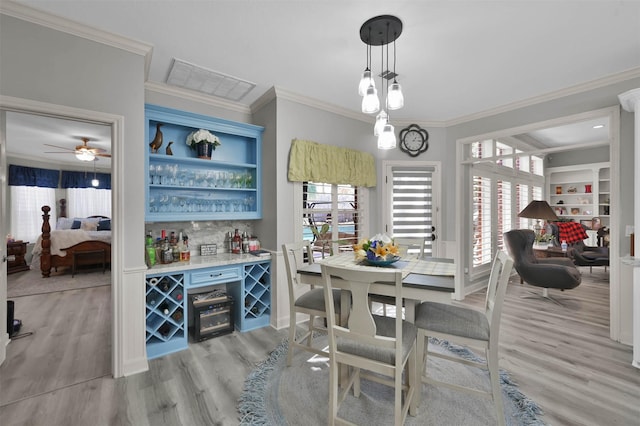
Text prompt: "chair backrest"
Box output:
[[393, 237, 425, 259], [484, 251, 514, 343], [503, 229, 537, 268], [282, 241, 314, 296], [320, 264, 404, 363]]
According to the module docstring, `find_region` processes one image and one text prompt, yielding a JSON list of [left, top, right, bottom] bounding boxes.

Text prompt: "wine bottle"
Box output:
[[232, 229, 242, 254]]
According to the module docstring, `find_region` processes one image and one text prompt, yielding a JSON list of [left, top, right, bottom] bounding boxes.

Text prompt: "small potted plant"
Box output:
[[186, 129, 221, 159]]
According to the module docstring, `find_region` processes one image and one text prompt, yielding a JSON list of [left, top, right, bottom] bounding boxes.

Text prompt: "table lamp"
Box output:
[[517, 200, 559, 237]]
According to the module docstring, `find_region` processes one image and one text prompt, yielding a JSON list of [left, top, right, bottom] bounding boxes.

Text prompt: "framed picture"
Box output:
[[571, 207, 581, 215]]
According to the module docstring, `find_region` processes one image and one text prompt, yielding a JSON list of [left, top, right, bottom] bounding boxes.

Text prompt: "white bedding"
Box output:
[[32, 229, 112, 257]]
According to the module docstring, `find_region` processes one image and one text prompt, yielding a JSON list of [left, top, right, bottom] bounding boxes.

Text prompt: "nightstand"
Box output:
[[7, 240, 29, 274]]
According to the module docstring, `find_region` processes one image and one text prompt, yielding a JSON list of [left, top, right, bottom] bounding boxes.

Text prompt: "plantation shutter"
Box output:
[[497, 180, 512, 253], [302, 182, 362, 258], [390, 166, 435, 256], [472, 175, 492, 267]]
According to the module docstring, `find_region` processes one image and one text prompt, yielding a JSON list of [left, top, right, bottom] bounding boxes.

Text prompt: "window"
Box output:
[[472, 175, 492, 267], [302, 182, 363, 258], [67, 188, 111, 218], [465, 139, 544, 274], [10, 186, 56, 242]]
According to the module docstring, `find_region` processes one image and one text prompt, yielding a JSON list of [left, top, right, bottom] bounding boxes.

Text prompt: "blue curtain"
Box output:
[[61, 170, 112, 189], [8, 165, 59, 188]]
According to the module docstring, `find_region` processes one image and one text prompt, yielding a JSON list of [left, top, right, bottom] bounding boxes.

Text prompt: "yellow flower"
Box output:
[[374, 244, 388, 257]]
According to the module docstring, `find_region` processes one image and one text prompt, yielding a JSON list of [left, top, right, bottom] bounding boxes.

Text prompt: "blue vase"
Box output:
[[196, 142, 213, 159]]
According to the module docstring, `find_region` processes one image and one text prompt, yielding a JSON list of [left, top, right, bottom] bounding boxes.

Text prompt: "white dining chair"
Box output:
[[393, 237, 426, 259], [321, 264, 418, 426], [413, 250, 513, 426], [370, 237, 425, 317], [282, 241, 342, 366]]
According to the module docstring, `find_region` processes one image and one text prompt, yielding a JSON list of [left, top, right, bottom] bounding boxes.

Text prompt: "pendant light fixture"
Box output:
[[91, 159, 99, 187], [358, 15, 404, 149]]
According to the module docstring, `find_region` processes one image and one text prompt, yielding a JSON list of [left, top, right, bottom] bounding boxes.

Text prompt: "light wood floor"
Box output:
[[1, 267, 638, 425]]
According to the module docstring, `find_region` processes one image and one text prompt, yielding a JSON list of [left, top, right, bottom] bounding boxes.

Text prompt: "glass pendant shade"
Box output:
[[374, 110, 388, 136], [91, 178, 100, 187], [377, 123, 396, 150], [358, 69, 374, 96], [387, 82, 404, 110], [361, 85, 380, 114]]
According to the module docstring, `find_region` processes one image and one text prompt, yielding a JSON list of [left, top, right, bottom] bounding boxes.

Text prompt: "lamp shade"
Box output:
[[377, 123, 396, 149], [75, 150, 95, 162], [387, 82, 404, 110], [361, 85, 380, 114], [517, 200, 558, 221]]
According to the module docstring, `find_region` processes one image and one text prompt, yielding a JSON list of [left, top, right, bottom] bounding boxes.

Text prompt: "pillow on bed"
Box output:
[[97, 219, 111, 231], [56, 217, 76, 230], [71, 220, 82, 229], [81, 221, 98, 231]]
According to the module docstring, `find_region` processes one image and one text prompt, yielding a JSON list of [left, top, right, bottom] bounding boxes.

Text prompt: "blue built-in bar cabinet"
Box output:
[[144, 104, 264, 222], [144, 105, 269, 360]]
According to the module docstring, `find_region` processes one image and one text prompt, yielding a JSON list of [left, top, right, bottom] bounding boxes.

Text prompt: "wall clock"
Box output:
[[399, 124, 429, 157]]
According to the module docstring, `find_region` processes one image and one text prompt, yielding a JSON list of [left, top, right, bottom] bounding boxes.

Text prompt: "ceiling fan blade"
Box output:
[[43, 151, 75, 154], [44, 143, 75, 152], [96, 153, 112, 158]]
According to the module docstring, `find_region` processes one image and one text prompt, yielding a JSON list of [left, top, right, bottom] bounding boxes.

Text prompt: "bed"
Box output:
[[33, 205, 112, 277]]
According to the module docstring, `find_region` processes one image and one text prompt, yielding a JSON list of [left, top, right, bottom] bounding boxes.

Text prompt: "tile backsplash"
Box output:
[[145, 220, 255, 254]]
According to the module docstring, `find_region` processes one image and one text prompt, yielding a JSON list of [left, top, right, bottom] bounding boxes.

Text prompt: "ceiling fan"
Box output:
[[44, 137, 111, 161]]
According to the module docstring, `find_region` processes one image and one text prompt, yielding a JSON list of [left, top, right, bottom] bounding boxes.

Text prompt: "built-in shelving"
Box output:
[[546, 162, 610, 227], [230, 260, 271, 332], [145, 273, 187, 359], [145, 104, 264, 222]]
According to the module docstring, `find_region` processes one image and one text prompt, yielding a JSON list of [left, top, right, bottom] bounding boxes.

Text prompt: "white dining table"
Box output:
[[297, 252, 456, 323]]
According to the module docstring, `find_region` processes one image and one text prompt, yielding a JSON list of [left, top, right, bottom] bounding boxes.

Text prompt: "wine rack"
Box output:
[[145, 273, 187, 359], [230, 260, 271, 331]]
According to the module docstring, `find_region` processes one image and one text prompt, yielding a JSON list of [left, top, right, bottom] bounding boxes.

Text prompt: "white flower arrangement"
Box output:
[[186, 129, 221, 150]]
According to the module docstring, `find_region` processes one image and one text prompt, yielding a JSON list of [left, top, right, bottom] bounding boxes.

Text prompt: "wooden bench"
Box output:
[[72, 249, 107, 277]]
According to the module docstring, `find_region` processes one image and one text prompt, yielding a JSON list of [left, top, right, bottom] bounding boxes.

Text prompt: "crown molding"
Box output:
[[447, 67, 640, 126], [618, 87, 640, 112], [145, 81, 251, 114], [250, 86, 447, 129], [0, 1, 154, 79]]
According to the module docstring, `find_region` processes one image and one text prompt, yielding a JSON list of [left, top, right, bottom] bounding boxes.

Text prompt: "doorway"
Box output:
[[0, 96, 124, 377], [456, 106, 623, 341]]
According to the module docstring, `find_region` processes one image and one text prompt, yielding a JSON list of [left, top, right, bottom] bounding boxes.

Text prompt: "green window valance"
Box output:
[[287, 139, 376, 187]]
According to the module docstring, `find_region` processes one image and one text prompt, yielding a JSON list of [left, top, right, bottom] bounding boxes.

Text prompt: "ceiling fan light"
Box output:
[[361, 85, 380, 114], [387, 82, 404, 110], [75, 150, 95, 161], [358, 69, 374, 96], [378, 123, 396, 150]]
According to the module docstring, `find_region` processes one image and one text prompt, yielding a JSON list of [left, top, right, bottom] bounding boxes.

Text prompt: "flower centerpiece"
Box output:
[[353, 233, 400, 265], [186, 129, 221, 159]]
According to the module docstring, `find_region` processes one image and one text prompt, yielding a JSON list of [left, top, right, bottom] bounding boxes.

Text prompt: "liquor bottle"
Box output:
[[145, 232, 156, 266], [242, 231, 250, 253], [232, 229, 242, 254]]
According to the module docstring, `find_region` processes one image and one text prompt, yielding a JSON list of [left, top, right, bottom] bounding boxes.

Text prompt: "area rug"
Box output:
[[238, 335, 546, 426], [7, 266, 111, 298]]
